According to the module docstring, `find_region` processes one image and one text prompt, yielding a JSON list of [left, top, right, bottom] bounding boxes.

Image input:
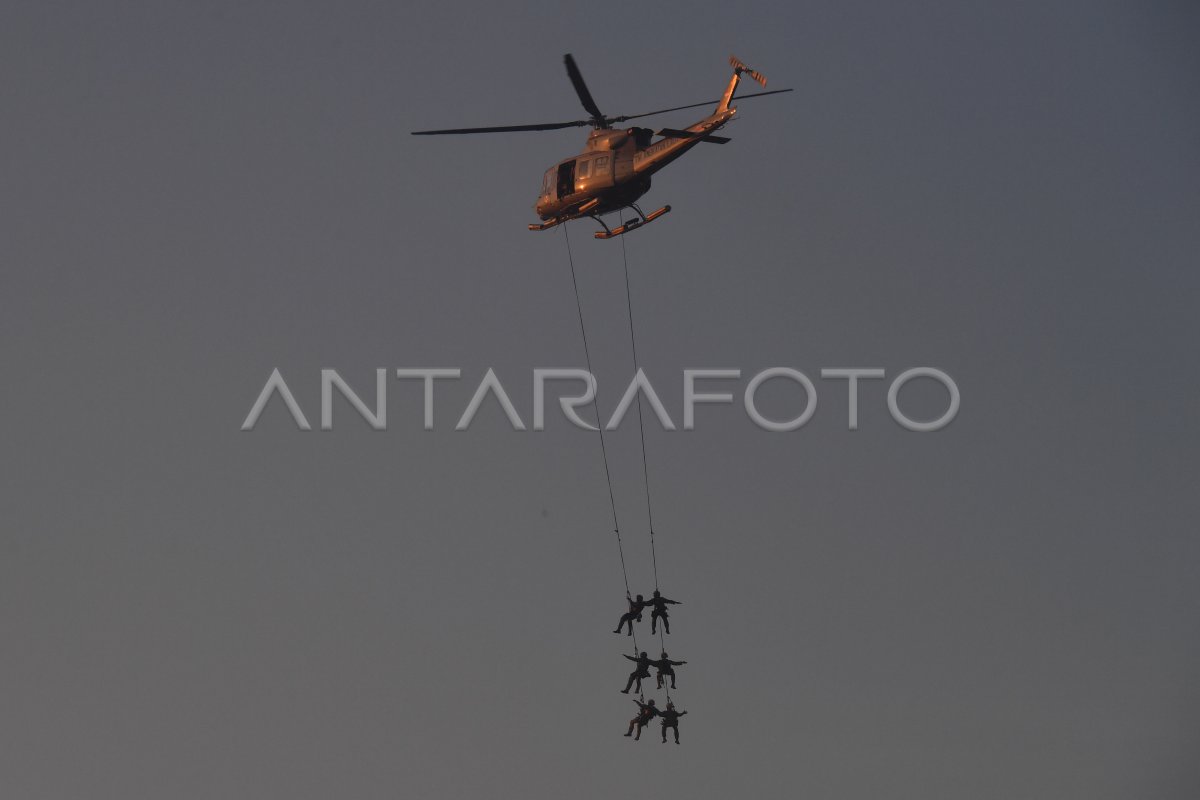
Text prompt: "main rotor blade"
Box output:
[[411, 120, 590, 135], [612, 88, 795, 123], [409, 86, 795, 135], [564, 53, 606, 125]]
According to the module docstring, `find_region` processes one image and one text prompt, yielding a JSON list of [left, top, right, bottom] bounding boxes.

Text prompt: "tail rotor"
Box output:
[[729, 55, 769, 87]]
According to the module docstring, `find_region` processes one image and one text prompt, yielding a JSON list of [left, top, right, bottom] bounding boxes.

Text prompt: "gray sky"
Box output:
[[3, 2, 1199, 798]]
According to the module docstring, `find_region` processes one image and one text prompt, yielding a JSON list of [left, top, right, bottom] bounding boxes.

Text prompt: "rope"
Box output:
[[620, 231, 673, 707], [619, 232, 659, 591], [563, 224, 639, 659], [659, 627, 671, 704]]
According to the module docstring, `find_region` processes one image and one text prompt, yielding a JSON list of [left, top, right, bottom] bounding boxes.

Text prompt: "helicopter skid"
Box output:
[[529, 198, 601, 232], [594, 205, 671, 239]]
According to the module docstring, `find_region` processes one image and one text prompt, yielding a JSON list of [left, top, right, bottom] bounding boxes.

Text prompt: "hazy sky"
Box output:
[[3, 2, 1199, 798]]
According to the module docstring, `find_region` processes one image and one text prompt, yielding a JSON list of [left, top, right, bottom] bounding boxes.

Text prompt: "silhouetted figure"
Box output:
[[613, 594, 646, 636], [654, 651, 687, 690], [624, 698, 658, 740], [647, 590, 681, 634], [621, 651, 654, 694], [659, 702, 688, 744]]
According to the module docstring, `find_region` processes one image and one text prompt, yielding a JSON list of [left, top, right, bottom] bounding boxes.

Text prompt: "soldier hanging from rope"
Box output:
[[659, 702, 688, 744], [624, 698, 658, 740], [613, 593, 647, 636], [654, 650, 687, 690], [620, 651, 654, 694], [647, 589, 681, 635]]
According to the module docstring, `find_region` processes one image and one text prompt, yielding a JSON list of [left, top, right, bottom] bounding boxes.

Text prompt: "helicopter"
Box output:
[[412, 54, 792, 239]]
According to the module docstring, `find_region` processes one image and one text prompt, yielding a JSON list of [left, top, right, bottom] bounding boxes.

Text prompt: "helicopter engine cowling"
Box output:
[[585, 128, 634, 151], [629, 127, 655, 148]]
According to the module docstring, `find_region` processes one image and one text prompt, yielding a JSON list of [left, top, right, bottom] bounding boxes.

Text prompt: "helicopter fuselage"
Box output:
[[534, 107, 736, 221]]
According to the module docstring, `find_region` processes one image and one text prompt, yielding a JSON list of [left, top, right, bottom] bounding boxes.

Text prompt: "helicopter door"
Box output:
[[556, 160, 576, 199]]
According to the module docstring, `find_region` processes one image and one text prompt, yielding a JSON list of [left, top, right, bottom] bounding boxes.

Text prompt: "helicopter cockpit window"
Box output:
[[577, 159, 591, 178]]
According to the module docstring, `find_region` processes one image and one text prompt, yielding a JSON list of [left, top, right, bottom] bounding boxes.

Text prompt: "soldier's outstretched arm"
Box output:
[[623, 654, 637, 662]]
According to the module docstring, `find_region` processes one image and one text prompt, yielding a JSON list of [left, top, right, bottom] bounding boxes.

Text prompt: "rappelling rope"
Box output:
[[619, 233, 661, 592], [563, 224, 640, 659], [619, 231, 674, 708]]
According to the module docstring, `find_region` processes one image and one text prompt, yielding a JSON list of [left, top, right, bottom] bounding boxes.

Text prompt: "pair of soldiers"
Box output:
[[613, 590, 681, 636], [620, 650, 686, 694], [624, 699, 689, 743]]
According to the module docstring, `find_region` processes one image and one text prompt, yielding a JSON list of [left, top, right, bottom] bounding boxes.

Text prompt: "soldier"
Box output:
[[613, 594, 647, 636], [624, 698, 658, 740], [659, 702, 688, 744], [620, 651, 654, 694], [654, 651, 687, 690], [646, 589, 681, 635]]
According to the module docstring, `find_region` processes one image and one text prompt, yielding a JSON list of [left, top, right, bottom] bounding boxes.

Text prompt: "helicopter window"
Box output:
[[577, 159, 591, 178], [594, 155, 609, 169]]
